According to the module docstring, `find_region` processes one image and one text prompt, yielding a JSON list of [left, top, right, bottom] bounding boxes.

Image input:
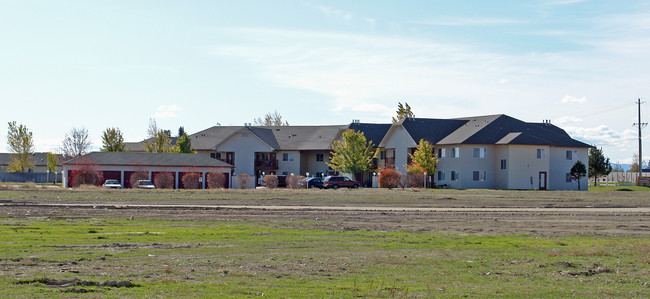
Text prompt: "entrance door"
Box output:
[[539, 172, 547, 190]]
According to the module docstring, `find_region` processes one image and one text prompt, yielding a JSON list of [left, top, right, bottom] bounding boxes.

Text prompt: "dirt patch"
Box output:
[[16, 278, 137, 288]]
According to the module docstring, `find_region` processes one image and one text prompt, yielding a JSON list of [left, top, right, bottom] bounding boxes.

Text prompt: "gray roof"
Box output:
[[401, 114, 591, 147], [124, 137, 180, 152], [0, 152, 63, 167], [63, 152, 232, 168], [126, 115, 590, 153], [348, 123, 392, 146], [401, 118, 467, 144], [188, 125, 348, 151]]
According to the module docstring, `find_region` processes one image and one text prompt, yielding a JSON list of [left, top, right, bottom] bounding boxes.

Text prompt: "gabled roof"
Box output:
[[268, 125, 348, 150], [188, 125, 348, 151], [348, 123, 392, 146], [0, 152, 63, 167], [189, 126, 243, 150], [63, 152, 232, 168], [401, 118, 467, 144], [393, 114, 591, 148]]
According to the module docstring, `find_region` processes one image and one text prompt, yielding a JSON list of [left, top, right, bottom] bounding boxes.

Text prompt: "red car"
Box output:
[[323, 176, 359, 189]]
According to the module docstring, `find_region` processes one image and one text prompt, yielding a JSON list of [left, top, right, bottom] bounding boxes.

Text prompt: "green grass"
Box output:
[[0, 217, 648, 297]]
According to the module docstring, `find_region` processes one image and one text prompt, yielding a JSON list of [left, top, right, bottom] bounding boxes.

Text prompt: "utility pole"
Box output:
[[634, 98, 647, 182]]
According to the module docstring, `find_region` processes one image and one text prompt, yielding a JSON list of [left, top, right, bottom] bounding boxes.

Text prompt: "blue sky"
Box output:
[[1, 0, 648, 164]]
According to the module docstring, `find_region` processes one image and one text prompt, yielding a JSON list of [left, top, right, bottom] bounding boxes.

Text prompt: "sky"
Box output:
[[1, 0, 648, 165]]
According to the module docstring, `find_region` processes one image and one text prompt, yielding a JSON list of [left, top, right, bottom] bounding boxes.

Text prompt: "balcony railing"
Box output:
[[255, 159, 278, 170]]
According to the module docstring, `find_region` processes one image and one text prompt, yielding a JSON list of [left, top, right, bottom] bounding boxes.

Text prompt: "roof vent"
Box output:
[[352, 119, 360, 124]]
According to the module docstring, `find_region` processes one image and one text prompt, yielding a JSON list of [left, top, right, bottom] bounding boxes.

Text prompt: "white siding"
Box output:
[[505, 145, 550, 190], [549, 147, 589, 191], [277, 150, 301, 176], [383, 125, 417, 174], [217, 132, 274, 188]]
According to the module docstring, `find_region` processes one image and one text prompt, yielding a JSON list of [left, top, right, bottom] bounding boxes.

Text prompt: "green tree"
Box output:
[[46, 152, 59, 173], [176, 133, 195, 153], [328, 129, 378, 177], [6, 121, 35, 172], [392, 102, 415, 123], [101, 127, 125, 152], [406, 139, 438, 175], [589, 147, 612, 186], [177, 126, 185, 137], [254, 110, 289, 126], [570, 160, 587, 191], [142, 131, 178, 153]]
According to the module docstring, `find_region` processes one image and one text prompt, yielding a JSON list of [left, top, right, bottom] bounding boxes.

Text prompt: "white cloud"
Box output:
[[547, 0, 588, 5], [211, 25, 650, 162], [554, 116, 582, 124], [318, 5, 353, 21], [559, 95, 587, 104], [154, 104, 182, 119], [564, 125, 636, 148], [411, 17, 523, 26], [351, 103, 391, 113]]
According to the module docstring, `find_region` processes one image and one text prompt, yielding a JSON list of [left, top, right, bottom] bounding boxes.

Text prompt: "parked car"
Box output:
[[102, 179, 122, 189], [136, 180, 156, 189], [301, 177, 324, 189], [323, 176, 359, 189]]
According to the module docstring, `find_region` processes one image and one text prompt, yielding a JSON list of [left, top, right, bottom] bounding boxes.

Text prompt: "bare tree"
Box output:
[[253, 110, 289, 126], [61, 127, 92, 160], [147, 118, 159, 139]]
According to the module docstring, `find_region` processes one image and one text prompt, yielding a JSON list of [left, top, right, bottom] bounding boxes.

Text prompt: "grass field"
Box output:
[[0, 217, 648, 297], [0, 187, 648, 297]]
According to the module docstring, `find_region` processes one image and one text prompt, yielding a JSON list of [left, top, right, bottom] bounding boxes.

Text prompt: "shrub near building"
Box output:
[[129, 172, 149, 188], [262, 175, 279, 189], [287, 174, 306, 189], [182, 173, 201, 189], [206, 172, 226, 189], [154, 172, 174, 189], [379, 168, 402, 189]]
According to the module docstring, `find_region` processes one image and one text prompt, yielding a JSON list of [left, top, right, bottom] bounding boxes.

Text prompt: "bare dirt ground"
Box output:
[[1, 188, 648, 236]]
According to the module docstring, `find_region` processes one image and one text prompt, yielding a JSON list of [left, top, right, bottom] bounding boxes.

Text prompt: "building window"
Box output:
[[316, 154, 324, 162], [210, 152, 218, 159], [537, 148, 546, 159], [451, 171, 459, 181], [472, 171, 486, 181], [282, 153, 294, 161], [473, 147, 486, 158], [380, 151, 385, 160], [451, 147, 460, 158], [438, 148, 446, 158], [566, 150, 572, 160], [437, 171, 445, 181], [500, 159, 507, 170], [566, 173, 572, 183]]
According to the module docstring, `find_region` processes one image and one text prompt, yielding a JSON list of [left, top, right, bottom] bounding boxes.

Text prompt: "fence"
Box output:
[[588, 171, 650, 186], [0, 172, 62, 184]]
